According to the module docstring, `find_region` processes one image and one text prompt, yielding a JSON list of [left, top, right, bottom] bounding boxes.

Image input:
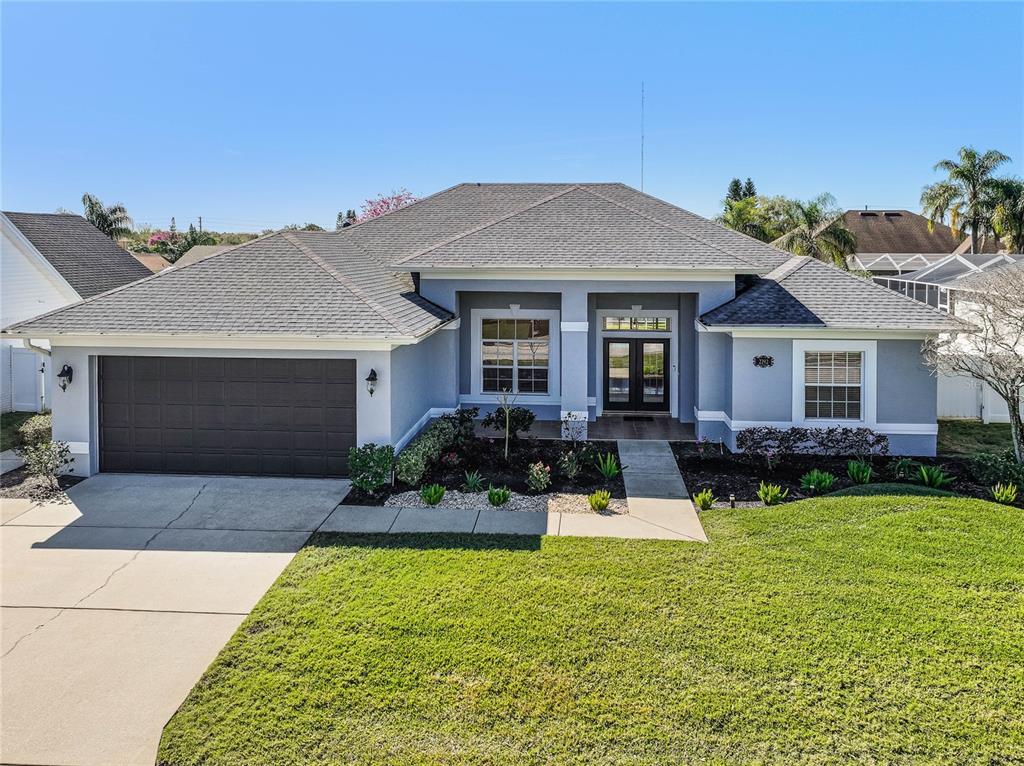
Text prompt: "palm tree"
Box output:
[[992, 178, 1024, 253], [719, 196, 769, 241], [920, 147, 1010, 254], [81, 193, 133, 240], [772, 193, 857, 269]]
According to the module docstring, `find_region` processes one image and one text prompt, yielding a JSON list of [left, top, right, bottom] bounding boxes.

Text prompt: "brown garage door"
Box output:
[[99, 356, 356, 477]]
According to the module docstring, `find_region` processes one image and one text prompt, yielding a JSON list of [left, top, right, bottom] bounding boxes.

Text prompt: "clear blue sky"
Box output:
[[3, 2, 1022, 232]]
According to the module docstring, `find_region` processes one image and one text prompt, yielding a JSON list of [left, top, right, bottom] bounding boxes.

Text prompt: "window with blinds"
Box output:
[[804, 351, 863, 419]]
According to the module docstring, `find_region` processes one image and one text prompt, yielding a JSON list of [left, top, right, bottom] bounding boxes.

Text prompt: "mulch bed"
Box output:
[[670, 442, 993, 504], [345, 437, 625, 507], [0, 466, 84, 502]]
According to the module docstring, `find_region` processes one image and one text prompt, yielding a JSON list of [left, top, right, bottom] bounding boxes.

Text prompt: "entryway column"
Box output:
[[560, 286, 589, 440]]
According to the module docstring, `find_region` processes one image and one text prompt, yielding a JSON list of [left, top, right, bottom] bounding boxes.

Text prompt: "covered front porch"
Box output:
[[476, 414, 696, 442]]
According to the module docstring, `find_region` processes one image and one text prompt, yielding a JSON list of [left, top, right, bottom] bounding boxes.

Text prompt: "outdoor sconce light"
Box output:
[[365, 368, 378, 397], [57, 364, 74, 392]]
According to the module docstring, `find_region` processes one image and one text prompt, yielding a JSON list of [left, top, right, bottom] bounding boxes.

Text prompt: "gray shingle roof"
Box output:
[[3, 212, 153, 297], [950, 258, 1024, 292], [176, 244, 231, 266], [6, 232, 451, 339], [700, 256, 960, 331]]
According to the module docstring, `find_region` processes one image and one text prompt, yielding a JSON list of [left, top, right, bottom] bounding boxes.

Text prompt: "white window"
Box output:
[[804, 351, 863, 419], [481, 318, 550, 394]]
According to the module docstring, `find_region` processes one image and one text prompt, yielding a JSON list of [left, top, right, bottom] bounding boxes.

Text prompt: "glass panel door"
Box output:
[[606, 341, 631, 406], [642, 342, 666, 405]]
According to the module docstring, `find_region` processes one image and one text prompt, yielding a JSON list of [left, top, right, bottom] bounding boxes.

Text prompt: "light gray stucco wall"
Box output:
[[390, 328, 459, 447], [876, 339, 935, 424], [696, 331, 731, 415], [731, 338, 793, 422], [48, 344, 393, 477]]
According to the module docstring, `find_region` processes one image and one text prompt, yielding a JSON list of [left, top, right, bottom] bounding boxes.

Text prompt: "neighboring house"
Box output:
[[132, 252, 172, 273], [875, 253, 1022, 312], [1, 212, 152, 414], [3, 183, 957, 477], [176, 244, 231, 266], [843, 209, 1000, 275]]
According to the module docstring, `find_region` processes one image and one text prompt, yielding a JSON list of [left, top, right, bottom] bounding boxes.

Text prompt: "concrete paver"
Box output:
[[390, 507, 480, 533], [1, 606, 60, 655], [473, 509, 551, 535], [319, 505, 400, 533], [1, 497, 34, 524]]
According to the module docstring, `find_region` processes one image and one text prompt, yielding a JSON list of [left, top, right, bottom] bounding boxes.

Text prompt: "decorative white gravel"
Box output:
[[385, 489, 627, 515]]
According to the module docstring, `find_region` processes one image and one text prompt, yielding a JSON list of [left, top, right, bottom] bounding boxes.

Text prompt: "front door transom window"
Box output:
[[481, 318, 550, 394]]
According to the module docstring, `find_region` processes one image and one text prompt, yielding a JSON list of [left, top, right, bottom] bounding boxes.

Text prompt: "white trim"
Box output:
[[469, 308, 561, 404], [692, 408, 937, 435], [416, 268, 763, 281], [12, 334, 411, 351], [394, 407, 457, 452], [694, 321, 936, 339], [560, 321, 588, 332], [595, 308, 678, 418], [793, 339, 876, 428], [441, 318, 461, 331]]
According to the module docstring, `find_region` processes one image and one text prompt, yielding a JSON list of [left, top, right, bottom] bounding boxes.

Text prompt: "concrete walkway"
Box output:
[[1, 474, 348, 766], [320, 440, 706, 542]]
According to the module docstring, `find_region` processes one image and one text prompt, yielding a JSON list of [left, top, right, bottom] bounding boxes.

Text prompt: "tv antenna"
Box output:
[[640, 81, 645, 191]]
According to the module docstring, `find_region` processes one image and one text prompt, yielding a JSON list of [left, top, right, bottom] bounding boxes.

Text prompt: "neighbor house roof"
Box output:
[[841, 209, 999, 256], [176, 244, 232, 266], [889, 253, 1022, 287], [700, 255, 960, 331], [2, 211, 153, 297], [5, 231, 452, 340], [948, 258, 1024, 293], [131, 252, 171, 273]]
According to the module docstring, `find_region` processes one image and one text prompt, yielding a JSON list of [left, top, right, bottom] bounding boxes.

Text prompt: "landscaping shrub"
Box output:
[[347, 443, 394, 494], [558, 449, 583, 481], [462, 470, 485, 492], [990, 482, 1019, 505], [420, 483, 446, 506], [588, 489, 611, 511], [526, 462, 551, 493], [395, 446, 430, 486], [439, 407, 479, 446], [15, 415, 51, 449], [971, 449, 1024, 487], [737, 426, 889, 466], [889, 457, 922, 481], [756, 481, 788, 506], [395, 417, 461, 486], [693, 488, 716, 511], [17, 440, 73, 489], [594, 451, 621, 480], [487, 485, 511, 507], [918, 464, 953, 489], [481, 406, 535, 442], [847, 460, 873, 485], [800, 469, 836, 494], [440, 451, 461, 468]]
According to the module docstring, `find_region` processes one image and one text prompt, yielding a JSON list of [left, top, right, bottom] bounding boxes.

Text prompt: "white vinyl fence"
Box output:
[[938, 373, 1020, 423]]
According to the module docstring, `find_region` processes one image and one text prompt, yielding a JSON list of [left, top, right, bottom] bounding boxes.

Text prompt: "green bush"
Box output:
[[888, 457, 922, 481], [438, 407, 479, 446], [558, 449, 583, 481], [462, 470, 485, 492], [756, 481, 789, 506], [395, 417, 461, 486], [971, 449, 1024, 487], [481, 407, 535, 441], [847, 460, 873, 485], [918, 464, 953, 489], [594, 451, 621, 480], [420, 483, 446, 506], [588, 489, 611, 511], [693, 488, 716, 511], [17, 440, 73, 489], [395, 445, 430, 486], [16, 415, 51, 448], [526, 462, 551, 493], [347, 444, 393, 494], [990, 482, 1018, 505], [487, 485, 511, 507], [800, 469, 837, 494]]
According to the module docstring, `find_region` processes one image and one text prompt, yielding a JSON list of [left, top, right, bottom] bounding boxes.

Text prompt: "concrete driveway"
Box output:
[[1, 473, 349, 766]]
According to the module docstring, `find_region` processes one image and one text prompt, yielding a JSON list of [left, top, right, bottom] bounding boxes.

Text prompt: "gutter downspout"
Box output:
[[24, 339, 51, 357]]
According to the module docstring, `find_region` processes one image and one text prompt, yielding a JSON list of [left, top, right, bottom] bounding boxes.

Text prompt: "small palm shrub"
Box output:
[[487, 485, 511, 507], [991, 482, 1019, 505], [462, 470, 485, 492], [588, 489, 611, 512], [347, 443, 394, 494], [693, 488, 716, 511], [419, 483, 445, 506], [918, 464, 953, 489], [847, 460, 873, 485], [594, 451, 621, 480], [558, 449, 583, 481], [889, 457, 921, 481], [757, 481, 789, 506], [800, 469, 837, 495], [526, 462, 552, 493]]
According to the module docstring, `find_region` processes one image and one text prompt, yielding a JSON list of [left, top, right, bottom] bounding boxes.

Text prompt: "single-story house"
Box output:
[[131, 251, 172, 273], [843, 209, 1000, 275], [1, 211, 153, 413], [175, 244, 232, 266], [3, 183, 958, 477]]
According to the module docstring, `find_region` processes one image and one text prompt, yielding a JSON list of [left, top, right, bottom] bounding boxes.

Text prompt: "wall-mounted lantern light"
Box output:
[[365, 368, 378, 397], [57, 363, 74, 391]]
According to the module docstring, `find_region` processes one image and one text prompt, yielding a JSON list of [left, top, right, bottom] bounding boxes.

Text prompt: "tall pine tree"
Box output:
[[726, 178, 744, 203], [743, 178, 757, 199]]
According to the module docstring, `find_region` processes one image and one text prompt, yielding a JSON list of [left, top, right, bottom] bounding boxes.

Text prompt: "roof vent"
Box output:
[[884, 212, 902, 217], [859, 211, 878, 217]]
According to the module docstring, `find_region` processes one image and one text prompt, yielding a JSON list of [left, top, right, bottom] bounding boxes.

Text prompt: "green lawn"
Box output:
[[828, 482, 957, 498], [938, 418, 1013, 456], [159, 497, 1024, 765], [0, 411, 50, 452]]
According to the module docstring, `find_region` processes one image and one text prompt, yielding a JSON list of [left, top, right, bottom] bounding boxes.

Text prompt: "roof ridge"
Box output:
[[767, 255, 812, 281], [281, 232, 410, 335], [394, 185, 581, 265]]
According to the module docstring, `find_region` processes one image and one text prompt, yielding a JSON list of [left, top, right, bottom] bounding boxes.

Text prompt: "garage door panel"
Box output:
[[99, 356, 355, 477]]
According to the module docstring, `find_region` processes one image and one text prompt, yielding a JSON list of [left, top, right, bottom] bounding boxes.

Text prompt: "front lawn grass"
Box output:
[[938, 418, 1013, 456], [159, 496, 1024, 765], [828, 482, 957, 497]]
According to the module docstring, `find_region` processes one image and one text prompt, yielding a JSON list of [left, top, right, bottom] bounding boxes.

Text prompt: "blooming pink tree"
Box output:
[[358, 189, 417, 222]]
